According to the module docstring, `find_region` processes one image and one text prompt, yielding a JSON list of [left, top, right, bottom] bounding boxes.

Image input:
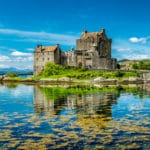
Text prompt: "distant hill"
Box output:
[[119, 59, 150, 70], [0, 67, 33, 75], [118, 59, 130, 63]]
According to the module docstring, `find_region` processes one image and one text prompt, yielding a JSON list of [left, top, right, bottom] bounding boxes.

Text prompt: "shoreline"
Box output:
[[1, 77, 150, 85]]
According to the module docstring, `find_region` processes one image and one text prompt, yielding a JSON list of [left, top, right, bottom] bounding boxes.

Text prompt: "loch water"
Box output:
[[0, 83, 150, 149]]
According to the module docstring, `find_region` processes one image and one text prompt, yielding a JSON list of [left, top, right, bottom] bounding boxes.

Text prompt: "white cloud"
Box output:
[[129, 37, 148, 44], [11, 50, 32, 56], [27, 56, 33, 61], [12, 56, 33, 62], [0, 64, 9, 68], [0, 52, 33, 70], [0, 55, 10, 61], [123, 54, 150, 60], [0, 28, 77, 46], [114, 47, 131, 51]]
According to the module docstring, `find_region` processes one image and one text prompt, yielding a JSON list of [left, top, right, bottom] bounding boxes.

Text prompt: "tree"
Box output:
[[6, 72, 18, 78], [42, 62, 64, 76], [132, 63, 138, 69]]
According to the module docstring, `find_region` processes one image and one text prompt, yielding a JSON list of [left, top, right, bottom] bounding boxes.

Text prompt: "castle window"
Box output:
[[86, 58, 91, 60], [77, 52, 82, 56], [47, 58, 50, 60], [36, 58, 38, 61], [43, 58, 44, 61]]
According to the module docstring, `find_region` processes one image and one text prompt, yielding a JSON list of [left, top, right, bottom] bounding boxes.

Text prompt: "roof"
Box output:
[[80, 31, 103, 40], [43, 46, 58, 52]]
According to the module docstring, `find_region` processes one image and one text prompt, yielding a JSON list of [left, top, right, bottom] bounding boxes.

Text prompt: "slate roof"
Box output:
[[81, 31, 103, 40], [43, 46, 58, 52]]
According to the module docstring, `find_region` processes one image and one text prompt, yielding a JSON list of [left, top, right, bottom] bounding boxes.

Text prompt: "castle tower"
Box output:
[[34, 44, 61, 75], [76, 28, 116, 69]]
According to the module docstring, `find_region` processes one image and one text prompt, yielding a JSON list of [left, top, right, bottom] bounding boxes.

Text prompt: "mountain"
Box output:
[[118, 59, 129, 62], [0, 67, 33, 75]]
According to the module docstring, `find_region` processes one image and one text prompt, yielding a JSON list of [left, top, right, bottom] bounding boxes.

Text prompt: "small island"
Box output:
[[1, 28, 150, 85]]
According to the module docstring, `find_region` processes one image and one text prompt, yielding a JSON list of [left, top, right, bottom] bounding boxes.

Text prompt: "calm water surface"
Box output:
[[0, 83, 150, 149]]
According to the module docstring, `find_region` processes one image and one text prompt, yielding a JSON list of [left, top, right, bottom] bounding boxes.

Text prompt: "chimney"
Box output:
[[37, 44, 42, 48], [56, 43, 59, 47], [37, 45, 43, 51], [101, 28, 105, 33], [82, 30, 88, 36]]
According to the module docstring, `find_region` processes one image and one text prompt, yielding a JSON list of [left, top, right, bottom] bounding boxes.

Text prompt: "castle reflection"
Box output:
[[34, 85, 119, 119]]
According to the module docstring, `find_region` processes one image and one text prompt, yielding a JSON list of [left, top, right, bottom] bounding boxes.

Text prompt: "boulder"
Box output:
[[57, 77, 72, 82], [93, 77, 105, 82], [3, 76, 11, 81], [0, 75, 4, 80]]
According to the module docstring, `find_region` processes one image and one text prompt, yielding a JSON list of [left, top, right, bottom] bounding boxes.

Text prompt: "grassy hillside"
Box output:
[[34, 62, 140, 80], [119, 59, 150, 70]]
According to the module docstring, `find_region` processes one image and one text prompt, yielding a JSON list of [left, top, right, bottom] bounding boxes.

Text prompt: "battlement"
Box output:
[[34, 29, 117, 75]]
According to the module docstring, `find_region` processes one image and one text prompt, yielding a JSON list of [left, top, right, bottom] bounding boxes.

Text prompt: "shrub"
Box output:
[[6, 72, 18, 78], [42, 62, 64, 76], [114, 71, 124, 77], [132, 61, 150, 70]]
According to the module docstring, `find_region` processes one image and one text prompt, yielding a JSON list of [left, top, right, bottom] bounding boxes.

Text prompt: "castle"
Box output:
[[34, 28, 117, 75]]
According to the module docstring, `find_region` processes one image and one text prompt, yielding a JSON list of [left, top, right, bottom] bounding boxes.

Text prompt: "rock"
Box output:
[[106, 79, 117, 82], [0, 75, 4, 80], [57, 77, 72, 82], [119, 77, 143, 84], [39, 78, 57, 82], [128, 77, 139, 81], [93, 77, 105, 82], [3, 76, 11, 81]]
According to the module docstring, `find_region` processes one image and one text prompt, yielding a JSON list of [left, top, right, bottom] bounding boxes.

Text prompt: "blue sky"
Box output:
[[0, 0, 150, 70]]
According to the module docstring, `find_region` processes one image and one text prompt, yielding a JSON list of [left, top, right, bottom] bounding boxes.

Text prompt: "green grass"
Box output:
[[34, 62, 140, 80], [6, 72, 18, 78], [40, 85, 141, 101], [119, 59, 150, 70]]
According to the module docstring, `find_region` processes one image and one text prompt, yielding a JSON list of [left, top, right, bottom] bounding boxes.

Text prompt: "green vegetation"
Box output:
[[6, 72, 18, 78], [6, 83, 18, 89], [132, 61, 150, 70], [36, 62, 139, 80], [42, 62, 65, 76], [119, 59, 150, 70], [40, 85, 141, 101]]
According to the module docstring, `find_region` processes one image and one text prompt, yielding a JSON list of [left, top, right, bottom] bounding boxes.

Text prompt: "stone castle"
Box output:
[[34, 28, 117, 75]]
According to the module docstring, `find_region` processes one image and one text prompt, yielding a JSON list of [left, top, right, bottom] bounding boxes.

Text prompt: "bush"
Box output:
[[42, 62, 64, 77], [114, 71, 124, 77], [6, 72, 18, 78], [132, 61, 150, 70], [39, 62, 139, 79]]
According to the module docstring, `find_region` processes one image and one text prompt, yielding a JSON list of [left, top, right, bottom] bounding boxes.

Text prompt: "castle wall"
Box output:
[[76, 39, 96, 51], [54, 48, 61, 64], [75, 29, 115, 70], [34, 29, 117, 75], [34, 51, 54, 75], [34, 46, 61, 75]]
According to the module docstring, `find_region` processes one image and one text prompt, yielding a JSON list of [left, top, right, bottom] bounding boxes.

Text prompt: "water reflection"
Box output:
[[0, 83, 150, 149], [34, 85, 119, 117]]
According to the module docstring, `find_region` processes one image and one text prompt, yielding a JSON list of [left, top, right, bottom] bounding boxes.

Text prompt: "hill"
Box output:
[[0, 67, 33, 75], [119, 59, 150, 70]]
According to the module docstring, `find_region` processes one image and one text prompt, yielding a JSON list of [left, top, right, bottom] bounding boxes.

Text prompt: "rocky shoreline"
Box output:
[[1, 75, 150, 85]]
